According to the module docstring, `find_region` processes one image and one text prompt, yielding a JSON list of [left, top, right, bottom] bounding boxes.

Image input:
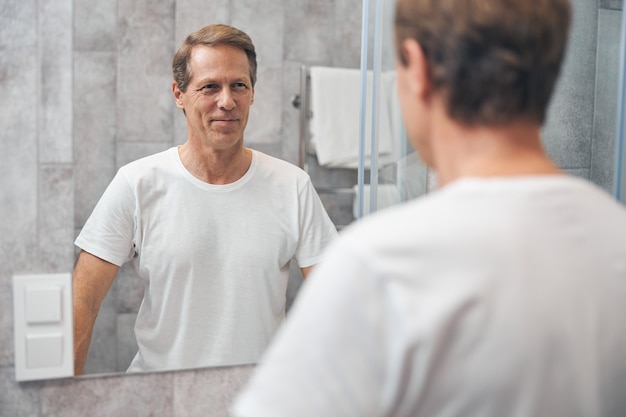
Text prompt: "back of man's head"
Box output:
[[394, 0, 571, 126]]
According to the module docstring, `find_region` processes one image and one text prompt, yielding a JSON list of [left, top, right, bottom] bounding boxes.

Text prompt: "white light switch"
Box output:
[[13, 273, 73, 381], [25, 286, 62, 324], [26, 333, 63, 368]]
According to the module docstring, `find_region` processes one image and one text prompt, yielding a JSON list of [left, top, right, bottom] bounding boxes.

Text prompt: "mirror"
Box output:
[[73, 1, 367, 376], [2, 0, 623, 379]]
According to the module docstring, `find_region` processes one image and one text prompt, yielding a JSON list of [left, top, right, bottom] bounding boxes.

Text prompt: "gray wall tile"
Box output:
[[174, 0, 231, 47], [231, 0, 284, 67], [39, 372, 174, 417], [39, 165, 75, 272], [116, 141, 172, 169], [543, 0, 598, 169], [116, 313, 139, 372], [0, 367, 41, 417], [600, 0, 623, 10], [319, 191, 355, 227], [0, 47, 39, 294], [74, 0, 117, 51], [172, 365, 254, 417], [0, 0, 38, 46], [0, 293, 13, 367], [36, 366, 253, 417], [117, 0, 176, 144], [285, 0, 336, 64], [592, 9, 622, 192], [73, 52, 117, 226], [333, 0, 363, 68], [246, 66, 283, 144], [38, 0, 73, 164]]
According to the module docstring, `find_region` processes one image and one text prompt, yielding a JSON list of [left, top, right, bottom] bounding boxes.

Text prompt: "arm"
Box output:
[[72, 250, 120, 375], [300, 265, 314, 279]]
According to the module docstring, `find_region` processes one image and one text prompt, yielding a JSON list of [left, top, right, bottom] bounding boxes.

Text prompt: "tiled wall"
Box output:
[[0, 364, 254, 417], [600, 0, 623, 10], [592, 7, 623, 189], [0, 0, 618, 415]]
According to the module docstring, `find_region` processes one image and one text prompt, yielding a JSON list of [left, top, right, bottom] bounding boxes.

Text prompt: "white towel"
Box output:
[[352, 184, 401, 218], [309, 66, 398, 168]]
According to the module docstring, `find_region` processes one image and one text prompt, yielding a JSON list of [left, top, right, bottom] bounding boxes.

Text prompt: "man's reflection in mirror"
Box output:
[[72, 24, 337, 375]]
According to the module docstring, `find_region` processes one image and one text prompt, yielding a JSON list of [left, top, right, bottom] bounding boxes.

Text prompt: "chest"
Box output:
[[132, 183, 299, 266]]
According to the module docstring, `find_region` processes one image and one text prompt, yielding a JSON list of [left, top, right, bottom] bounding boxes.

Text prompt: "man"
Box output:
[[72, 24, 337, 375], [233, 1, 626, 416]]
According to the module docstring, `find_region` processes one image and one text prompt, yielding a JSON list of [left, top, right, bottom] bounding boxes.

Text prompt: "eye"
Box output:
[[197, 84, 218, 93], [233, 82, 249, 90]]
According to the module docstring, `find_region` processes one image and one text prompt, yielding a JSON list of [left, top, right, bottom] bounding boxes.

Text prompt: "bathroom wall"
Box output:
[[0, 0, 617, 415], [594, 0, 624, 189]]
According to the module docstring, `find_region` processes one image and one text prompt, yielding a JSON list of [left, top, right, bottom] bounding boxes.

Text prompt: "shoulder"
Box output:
[[251, 149, 311, 183]]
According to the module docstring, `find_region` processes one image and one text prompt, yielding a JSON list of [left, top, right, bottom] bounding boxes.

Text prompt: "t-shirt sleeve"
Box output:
[[231, 237, 386, 417], [74, 169, 137, 267], [294, 177, 338, 268]]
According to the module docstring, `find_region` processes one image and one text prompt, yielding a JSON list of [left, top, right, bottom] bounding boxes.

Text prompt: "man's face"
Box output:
[[174, 44, 254, 151]]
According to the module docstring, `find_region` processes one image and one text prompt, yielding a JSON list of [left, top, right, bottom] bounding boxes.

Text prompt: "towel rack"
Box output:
[[292, 65, 432, 227], [292, 65, 358, 228], [296, 65, 310, 172]]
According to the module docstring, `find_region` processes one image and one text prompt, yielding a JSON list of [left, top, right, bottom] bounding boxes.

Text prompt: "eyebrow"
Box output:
[[194, 76, 251, 87]]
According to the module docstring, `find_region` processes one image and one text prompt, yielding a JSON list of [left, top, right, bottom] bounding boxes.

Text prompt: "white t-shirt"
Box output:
[[75, 147, 337, 372], [233, 175, 626, 417]]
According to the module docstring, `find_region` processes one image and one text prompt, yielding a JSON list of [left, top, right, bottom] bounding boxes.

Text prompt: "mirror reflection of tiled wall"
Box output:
[[0, 0, 621, 415], [72, 0, 366, 375]]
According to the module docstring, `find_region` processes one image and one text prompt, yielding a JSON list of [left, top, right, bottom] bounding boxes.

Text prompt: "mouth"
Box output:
[[212, 118, 238, 124]]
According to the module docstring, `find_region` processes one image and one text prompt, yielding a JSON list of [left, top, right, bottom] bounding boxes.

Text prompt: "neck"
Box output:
[[178, 142, 252, 185], [429, 114, 562, 188]]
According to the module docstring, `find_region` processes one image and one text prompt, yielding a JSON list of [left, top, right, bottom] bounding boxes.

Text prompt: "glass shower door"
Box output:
[[355, 0, 429, 220], [356, 0, 626, 216], [614, 1, 626, 203]]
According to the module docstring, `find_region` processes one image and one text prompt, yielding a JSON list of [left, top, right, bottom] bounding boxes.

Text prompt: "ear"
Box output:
[[400, 38, 431, 100], [172, 81, 185, 109]]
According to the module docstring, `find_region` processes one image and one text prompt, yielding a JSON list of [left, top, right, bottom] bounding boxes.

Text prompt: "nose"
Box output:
[[217, 88, 236, 111]]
